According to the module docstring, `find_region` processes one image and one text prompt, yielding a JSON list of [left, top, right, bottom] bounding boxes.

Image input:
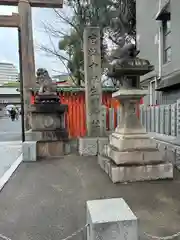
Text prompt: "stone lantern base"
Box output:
[[98, 89, 173, 183], [24, 102, 69, 160]]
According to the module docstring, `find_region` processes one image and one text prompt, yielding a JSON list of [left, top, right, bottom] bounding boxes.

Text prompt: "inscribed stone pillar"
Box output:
[[83, 27, 103, 137], [18, 0, 36, 131]]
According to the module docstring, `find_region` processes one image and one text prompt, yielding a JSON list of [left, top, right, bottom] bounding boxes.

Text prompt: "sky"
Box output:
[[0, 5, 69, 76]]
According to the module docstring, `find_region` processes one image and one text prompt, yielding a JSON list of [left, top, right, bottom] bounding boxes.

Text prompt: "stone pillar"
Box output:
[[83, 27, 103, 137], [176, 99, 180, 137], [18, 0, 36, 131], [171, 103, 177, 136]]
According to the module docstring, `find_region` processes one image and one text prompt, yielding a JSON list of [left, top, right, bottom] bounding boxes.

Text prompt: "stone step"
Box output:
[[98, 155, 173, 183], [103, 144, 165, 166], [109, 133, 157, 151]]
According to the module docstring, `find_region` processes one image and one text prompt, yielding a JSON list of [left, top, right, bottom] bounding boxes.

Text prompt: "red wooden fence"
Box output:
[[60, 92, 120, 137], [31, 91, 143, 138]]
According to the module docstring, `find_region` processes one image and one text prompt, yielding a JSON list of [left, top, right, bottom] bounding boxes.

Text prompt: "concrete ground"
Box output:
[[0, 117, 22, 179], [0, 117, 21, 141], [0, 155, 180, 240], [0, 142, 22, 179]]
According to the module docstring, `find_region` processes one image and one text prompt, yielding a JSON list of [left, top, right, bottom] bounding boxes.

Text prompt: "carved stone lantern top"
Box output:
[[108, 43, 154, 78], [108, 57, 154, 78]]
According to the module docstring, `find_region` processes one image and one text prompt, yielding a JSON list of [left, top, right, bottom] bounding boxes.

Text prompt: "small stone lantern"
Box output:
[[29, 68, 69, 159]]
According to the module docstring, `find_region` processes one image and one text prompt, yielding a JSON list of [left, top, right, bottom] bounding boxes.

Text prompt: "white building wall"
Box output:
[[0, 62, 18, 84]]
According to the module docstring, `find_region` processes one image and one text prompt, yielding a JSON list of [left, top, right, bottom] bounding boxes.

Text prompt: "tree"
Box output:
[[58, 29, 84, 86], [39, 0, 136, 86], [39, 0, 114, 85], [107, 0, 136, 52], [57, 0, 114, 85]]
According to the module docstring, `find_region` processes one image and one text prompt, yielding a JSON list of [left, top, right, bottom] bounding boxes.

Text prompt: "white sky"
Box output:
[[0, 5, 68, 76]]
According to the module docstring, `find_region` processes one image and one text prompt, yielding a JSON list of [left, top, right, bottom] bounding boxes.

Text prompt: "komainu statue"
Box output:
[[110, 43, 140, 67], [36, 68, 56, 94], [35, 68, 60, 103]]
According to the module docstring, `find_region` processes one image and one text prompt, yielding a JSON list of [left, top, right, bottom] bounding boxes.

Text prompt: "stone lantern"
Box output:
[[98, 44, 173, 183], [24, 68, 69, 161]]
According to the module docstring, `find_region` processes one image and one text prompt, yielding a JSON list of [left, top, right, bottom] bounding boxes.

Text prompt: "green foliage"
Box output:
[[59, 29, 83, 85], [57, 0, 136, 85]]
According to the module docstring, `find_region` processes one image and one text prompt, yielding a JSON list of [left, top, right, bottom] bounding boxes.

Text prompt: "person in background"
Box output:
[[15, 107, 19, 120], [9, 107, 16, 121]]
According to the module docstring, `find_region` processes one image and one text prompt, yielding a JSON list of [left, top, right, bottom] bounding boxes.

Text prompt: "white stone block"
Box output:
[[175, 147, 180, 170], [64, 142, 71, 154], [86, 198, 138, 240], [166, 145, 176, 164], [105, 145, 163, 165], [22, 141, 37, 162], [97, 137, 108, 155], [79, 138, 98, 156], [109, 133, 157, 151]]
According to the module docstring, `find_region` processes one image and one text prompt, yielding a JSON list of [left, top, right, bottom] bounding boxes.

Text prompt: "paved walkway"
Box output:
[[0, 155, 180, 240], [0, 117, 21, 141], [0, 141, 22, 179]]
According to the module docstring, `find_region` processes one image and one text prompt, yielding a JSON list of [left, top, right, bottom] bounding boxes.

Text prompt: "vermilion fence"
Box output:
[[31, 91, 143, 138], [60, 92, 121, 137]]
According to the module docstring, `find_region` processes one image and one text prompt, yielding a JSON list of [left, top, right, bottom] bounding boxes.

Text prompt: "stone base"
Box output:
[[37, 141, 70, 159], [23, 139, 79, 161], [79, 137, 98, 156], [23, 141, 37, 162], [109, 132, 157, 151], [97, 137, 108, 155], [104, 145, 164, 165], [25, 130, 42, 141], [79, 137, 108, 156], [98, 155, 173, 183]]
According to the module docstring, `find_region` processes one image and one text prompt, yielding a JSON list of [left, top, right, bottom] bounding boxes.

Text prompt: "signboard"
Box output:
[[0, 100, 8, 104]]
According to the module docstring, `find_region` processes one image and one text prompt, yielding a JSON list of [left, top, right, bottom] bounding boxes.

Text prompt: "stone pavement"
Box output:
[[0, 155, 180, 240], [0, 141, 22, 179], [0, 117, 21, 141]]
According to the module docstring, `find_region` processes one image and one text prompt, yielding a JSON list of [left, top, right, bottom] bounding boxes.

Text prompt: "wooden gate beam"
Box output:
[[0, 13, 19, 27], [0, 0, 63, 8]]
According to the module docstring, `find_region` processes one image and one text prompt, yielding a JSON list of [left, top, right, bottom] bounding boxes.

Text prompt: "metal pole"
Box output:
[[18, 27, 25, 142]]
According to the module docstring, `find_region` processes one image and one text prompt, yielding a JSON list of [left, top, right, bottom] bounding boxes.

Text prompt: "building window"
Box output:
[[164, 46, 171, 63], [163, 20, 171, 64]]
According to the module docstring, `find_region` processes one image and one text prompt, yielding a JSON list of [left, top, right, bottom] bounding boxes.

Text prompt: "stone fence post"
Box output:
[[176, 99, 180, 137], [87, 198, 138, 240], [160, 105, 165, 134], [171, 103, 177, 136], [155, 105, 160, 133], [147, 106, 151, 132], [164, 105, 171, 135]]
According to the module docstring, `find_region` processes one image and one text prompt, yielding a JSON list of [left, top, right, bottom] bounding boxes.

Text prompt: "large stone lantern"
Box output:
[[98, 44, 173, 183]]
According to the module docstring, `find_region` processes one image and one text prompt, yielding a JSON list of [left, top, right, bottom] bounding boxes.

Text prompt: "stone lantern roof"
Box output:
[[108, 57, 154, 78]]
